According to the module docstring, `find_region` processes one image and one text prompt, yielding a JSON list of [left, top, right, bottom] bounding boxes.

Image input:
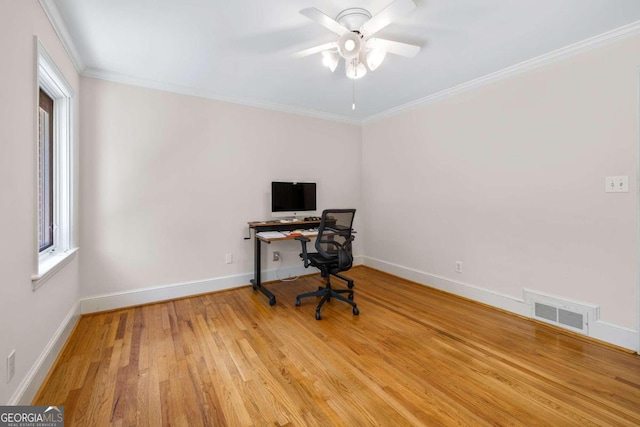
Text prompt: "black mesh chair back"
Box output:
[[315, 209, 356, 272]]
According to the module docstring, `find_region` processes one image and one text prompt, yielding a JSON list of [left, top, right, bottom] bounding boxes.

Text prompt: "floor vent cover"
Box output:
[[524, 290, 599, 335]]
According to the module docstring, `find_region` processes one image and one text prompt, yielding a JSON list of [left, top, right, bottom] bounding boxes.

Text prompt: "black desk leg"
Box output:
[[250, 236, 276, 306]]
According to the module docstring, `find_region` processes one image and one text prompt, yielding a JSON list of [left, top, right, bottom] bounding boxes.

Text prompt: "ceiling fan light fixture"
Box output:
[[344, 39, 356, 51], [345, 59, 367, 79], [321, 50, 339, 72], [337, 32, 362, 60], [366, 48, 387, 71]]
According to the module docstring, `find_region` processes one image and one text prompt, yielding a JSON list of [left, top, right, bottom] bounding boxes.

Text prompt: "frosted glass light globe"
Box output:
[[344, 39, 356, 52]]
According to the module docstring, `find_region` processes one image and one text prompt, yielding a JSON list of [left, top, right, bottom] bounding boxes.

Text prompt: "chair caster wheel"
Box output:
[[295, 298, 301, 307], [347, 282, 354, 289], [348, 292, 354, 300], [269, 296, 276, 306], [315, 310, 322, 320], [353, 307, 360, 316]]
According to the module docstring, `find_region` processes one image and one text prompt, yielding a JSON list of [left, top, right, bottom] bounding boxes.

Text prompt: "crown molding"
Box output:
[[38, 0, 84, 73], [363, 20, 640, 125], [81, 68, 362, 126]]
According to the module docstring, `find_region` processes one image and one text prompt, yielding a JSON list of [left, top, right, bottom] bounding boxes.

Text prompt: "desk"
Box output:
[[248, 219, 321, 305]]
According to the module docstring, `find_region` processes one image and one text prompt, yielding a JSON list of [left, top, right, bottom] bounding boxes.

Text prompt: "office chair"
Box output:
[[295, 209, 359, 320]]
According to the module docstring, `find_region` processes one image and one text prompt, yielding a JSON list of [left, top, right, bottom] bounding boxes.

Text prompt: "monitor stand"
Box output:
[[278, 216, 298, 223]]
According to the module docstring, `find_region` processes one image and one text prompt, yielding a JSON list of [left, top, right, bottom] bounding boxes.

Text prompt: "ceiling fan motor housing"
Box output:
[[336, 8, 372, 30], [336, 8, 371, 60]]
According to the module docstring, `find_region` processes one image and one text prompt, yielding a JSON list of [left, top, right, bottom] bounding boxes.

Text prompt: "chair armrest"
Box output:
[[295, 236, 311, 267]]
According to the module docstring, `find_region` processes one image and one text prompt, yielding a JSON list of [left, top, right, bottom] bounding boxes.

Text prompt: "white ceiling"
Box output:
[[46, 0, 640, 122]]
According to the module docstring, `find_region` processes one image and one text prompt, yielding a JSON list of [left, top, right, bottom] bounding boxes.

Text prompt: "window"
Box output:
[[38, 88, 54, 253], [32, 38, 77, 289]]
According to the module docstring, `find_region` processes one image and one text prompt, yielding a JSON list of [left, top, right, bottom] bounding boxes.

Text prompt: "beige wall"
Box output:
[[79, 77, 362, 299], [0, 0, 81, 404], [363, 34, 640, 330]]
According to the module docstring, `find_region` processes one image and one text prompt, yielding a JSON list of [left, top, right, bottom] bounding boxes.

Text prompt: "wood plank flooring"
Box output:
[[34, 266, 640, 426]]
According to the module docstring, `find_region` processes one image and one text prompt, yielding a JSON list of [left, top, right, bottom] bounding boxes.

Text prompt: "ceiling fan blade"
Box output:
[[360, 0, 416, 36], [300, 8, 349, 36], [292, 42, 338, 58], [367, 38, 420, 57]]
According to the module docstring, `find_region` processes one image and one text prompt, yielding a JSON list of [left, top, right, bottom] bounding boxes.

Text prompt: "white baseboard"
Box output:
[[364, 256, 530, 316], [363, 256, 638, 352], [8, 301, 80, 405], [590, 320, 638, 351], [80, 256, 363, 314], [80, 273, 254, 314]]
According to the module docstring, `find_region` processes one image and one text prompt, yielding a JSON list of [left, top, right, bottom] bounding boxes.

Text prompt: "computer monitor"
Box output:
[[271, 181, 317, 218]]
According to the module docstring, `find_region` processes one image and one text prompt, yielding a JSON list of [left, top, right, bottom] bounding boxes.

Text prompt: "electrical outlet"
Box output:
[[455, 261, 463, 273], [7, 350, 15, 383], [273, 251, 280, 261], [605, 176, 629, 193], [225, 253, 233, 264]]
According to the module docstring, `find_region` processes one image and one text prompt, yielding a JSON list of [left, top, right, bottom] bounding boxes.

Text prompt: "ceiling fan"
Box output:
[[293, 0, 421, 80]]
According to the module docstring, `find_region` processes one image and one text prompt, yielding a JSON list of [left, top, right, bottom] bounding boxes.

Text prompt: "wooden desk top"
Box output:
[[248, 219, 320, 228]]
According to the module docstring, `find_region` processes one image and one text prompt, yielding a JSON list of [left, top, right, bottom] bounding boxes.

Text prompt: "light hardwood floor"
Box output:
[[34, 266, 640, 426]]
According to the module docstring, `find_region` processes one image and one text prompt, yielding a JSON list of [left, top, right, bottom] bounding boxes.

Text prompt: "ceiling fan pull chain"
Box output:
[[352, 59, 356, 110]]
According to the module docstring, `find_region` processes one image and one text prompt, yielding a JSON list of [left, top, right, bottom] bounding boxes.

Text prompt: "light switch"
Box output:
[[605, 176, 629, 193]]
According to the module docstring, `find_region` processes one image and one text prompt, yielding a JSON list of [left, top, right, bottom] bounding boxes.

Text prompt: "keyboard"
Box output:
[[256, 231, 286, 239]]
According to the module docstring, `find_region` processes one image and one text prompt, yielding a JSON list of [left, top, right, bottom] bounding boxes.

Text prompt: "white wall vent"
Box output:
[[524, 289, 599, 335]]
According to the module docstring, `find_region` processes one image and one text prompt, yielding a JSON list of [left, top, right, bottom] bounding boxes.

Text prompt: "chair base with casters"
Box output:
[[295, 268, 359, 320]]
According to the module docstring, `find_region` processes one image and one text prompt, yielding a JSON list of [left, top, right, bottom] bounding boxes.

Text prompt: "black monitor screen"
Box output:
[[271, 182, 317, 213]]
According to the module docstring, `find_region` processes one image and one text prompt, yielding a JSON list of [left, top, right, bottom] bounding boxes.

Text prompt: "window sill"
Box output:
[[32, 247, 78, 291]]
